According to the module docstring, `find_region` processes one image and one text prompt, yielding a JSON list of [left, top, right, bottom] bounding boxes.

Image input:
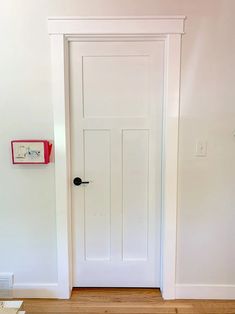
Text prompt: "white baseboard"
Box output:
[[176, 284, 235, 300], [12, 283, 235, 299], [13, 283, 59, 298]]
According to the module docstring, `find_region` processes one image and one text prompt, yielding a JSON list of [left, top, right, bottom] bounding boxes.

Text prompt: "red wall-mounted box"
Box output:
[[11, 140, 52, 164]]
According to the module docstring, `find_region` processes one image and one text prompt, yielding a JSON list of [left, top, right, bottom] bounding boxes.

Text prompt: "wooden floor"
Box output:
[[21, 288, 235, 314]]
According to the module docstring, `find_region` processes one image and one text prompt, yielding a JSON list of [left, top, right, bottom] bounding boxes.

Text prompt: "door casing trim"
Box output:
[[48, 16, 185, 299]]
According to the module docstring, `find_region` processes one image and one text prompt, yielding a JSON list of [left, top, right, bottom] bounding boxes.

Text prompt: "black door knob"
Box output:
[[73, 177, 90, 186]]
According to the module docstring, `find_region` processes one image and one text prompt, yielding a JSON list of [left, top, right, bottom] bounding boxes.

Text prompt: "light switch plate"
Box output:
[[195, 140, 207, 157]]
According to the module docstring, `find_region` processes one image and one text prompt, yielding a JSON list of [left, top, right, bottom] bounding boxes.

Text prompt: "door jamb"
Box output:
[[48, 16, 185, 299]]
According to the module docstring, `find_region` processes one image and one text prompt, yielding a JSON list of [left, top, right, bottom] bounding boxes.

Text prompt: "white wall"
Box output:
[[0, 0, 234, 298], [177, 3, 235, 286]]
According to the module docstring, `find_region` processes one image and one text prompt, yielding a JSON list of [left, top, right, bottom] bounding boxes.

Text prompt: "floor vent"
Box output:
[[0, 273, 13, 298]]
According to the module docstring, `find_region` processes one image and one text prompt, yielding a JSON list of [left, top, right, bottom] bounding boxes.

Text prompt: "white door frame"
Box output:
[[48, 16, 185, 300]]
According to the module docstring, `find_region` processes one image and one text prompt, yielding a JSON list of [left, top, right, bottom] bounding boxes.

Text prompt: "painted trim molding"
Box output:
[[176, 284, 235, 300], [49, 16, 185, 299], [13, 283, 59, 299], [12, 283, 235, 299], [48, 16, 185, 35]]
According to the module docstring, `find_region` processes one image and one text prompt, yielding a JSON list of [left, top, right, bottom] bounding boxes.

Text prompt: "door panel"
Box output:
[[84, 130, 111, 261], [70, 40, 164, 287], [122, 130, 149, 261], [82, 55, 149, 117]]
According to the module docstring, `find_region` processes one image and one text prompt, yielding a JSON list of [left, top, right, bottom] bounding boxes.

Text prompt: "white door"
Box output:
[[70, 40, 164, 287]]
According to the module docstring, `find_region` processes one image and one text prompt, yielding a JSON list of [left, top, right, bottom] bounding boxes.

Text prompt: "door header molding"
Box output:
[[48, 16, 185, 35], [49, 16, 185, 300]]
